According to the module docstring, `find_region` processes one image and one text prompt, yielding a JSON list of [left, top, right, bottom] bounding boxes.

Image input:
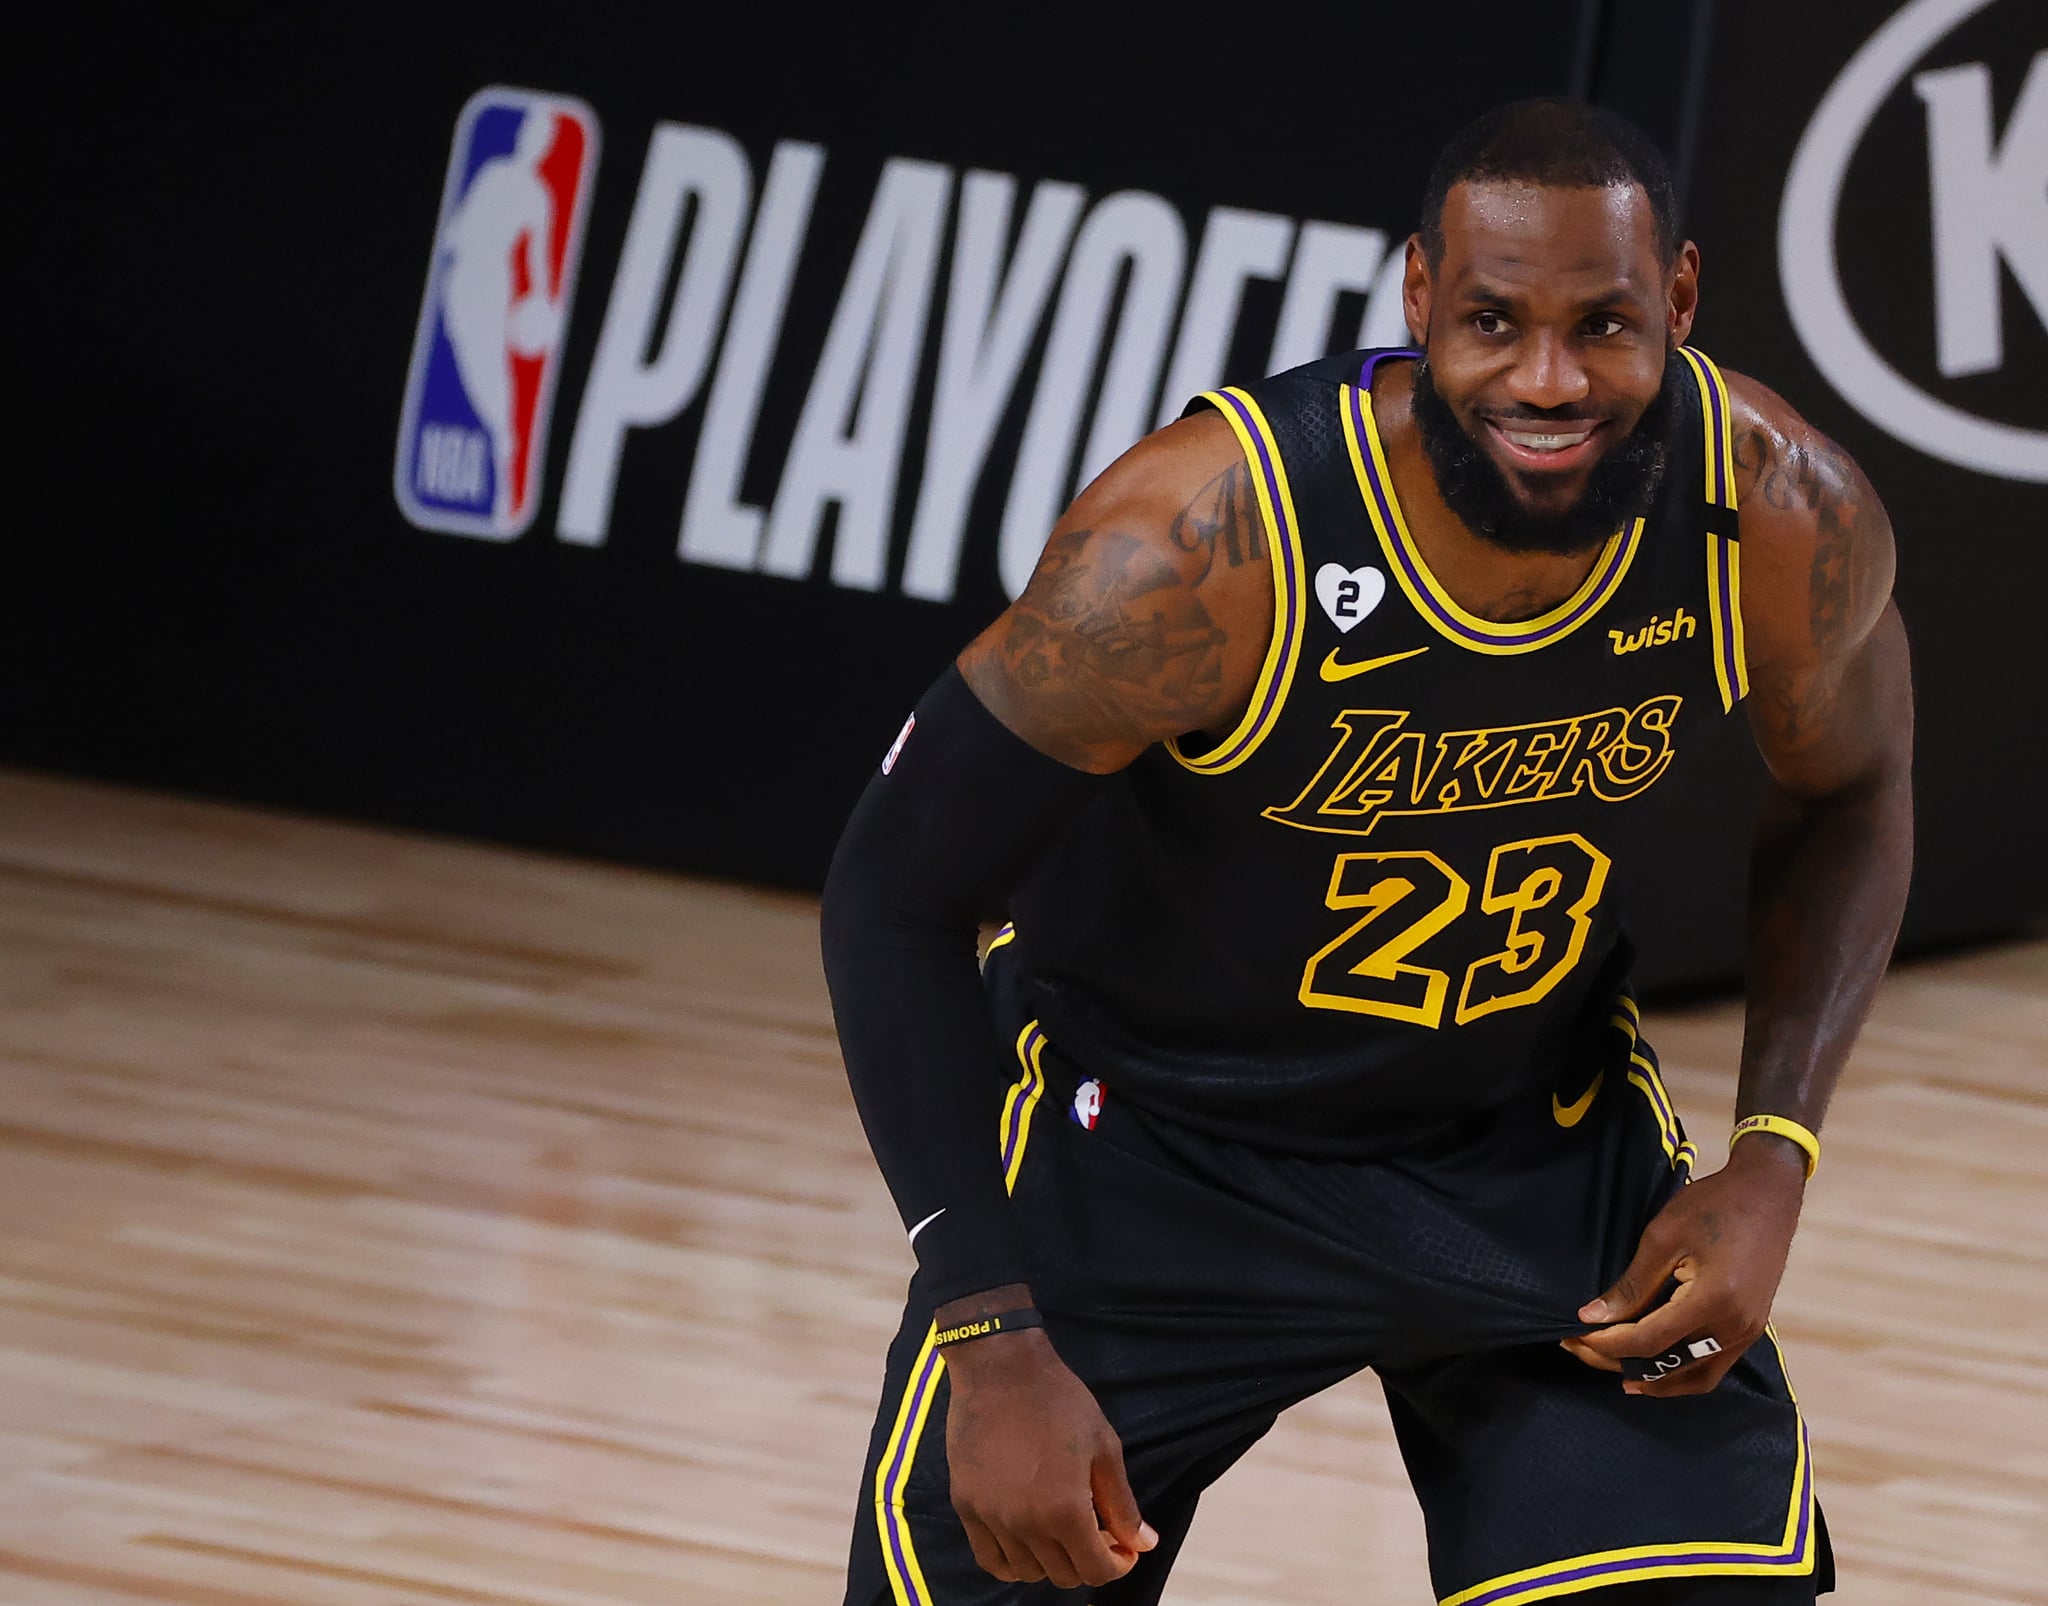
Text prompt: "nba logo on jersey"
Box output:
[[395, 87, 600, 539], [1071, 1078, 1105, 1130]]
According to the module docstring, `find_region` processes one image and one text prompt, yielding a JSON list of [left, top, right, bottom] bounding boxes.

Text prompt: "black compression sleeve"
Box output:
[[820, 666, 1106, 1311]]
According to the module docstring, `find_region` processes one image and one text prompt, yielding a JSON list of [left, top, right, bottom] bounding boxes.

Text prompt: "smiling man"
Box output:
[[824, 99, 1912, 1605]]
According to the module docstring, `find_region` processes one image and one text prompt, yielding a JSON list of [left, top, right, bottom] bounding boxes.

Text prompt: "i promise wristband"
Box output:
[[1730, 1114, 1821, 1180], [933, 1308, 1045, 1348]]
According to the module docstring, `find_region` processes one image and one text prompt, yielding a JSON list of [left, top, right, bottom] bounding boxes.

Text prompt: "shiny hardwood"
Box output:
[[0, 770, 2042, 1604]]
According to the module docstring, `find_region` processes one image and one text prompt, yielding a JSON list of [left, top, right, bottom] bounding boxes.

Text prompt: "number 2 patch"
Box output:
[[1315, 563, 1386, 633]]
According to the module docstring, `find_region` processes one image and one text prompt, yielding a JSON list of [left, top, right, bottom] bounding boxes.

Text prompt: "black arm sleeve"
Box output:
[[819, 666, 1107, 1311]]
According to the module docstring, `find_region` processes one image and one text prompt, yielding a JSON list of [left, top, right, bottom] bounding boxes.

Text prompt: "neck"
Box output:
[[1370, 360, 1607, 624]]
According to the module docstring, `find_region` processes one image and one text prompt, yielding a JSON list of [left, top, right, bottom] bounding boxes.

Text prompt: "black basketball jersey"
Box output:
[[1004, 346, 1749, 1155]]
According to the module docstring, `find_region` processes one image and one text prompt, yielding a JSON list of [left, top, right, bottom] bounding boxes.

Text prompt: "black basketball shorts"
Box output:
[[844, 945, 1831, 1605]]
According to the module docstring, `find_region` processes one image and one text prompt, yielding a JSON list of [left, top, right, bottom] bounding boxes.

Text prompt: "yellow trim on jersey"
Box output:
[[1340, 382, 1643, 655], [873, 1020, 1052, 1604], [1610, 994, 1696, 1173], [1705, 535, 1750, 712], [1678, 347, 1749, 713], [1726, 537, 1750, 702], [1001, 1021, 1049, 1192], [1676, 346, 1741, 513], [1168, 387, 1307, 774]]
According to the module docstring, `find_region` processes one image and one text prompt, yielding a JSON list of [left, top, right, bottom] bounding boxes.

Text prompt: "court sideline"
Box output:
[[0, 769, 2041, 1604]]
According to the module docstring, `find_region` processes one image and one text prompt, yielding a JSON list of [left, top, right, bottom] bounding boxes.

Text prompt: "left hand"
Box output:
[[1562, 1134, 1807, 1396]]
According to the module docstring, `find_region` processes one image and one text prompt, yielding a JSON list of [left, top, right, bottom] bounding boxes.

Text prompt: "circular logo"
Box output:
[[1780, 0, 2048, 482]]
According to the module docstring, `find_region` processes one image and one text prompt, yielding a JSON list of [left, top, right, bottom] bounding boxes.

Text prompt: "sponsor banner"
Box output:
[[1693, 0, 2048, 941], [1778, 0, 2046, 481]]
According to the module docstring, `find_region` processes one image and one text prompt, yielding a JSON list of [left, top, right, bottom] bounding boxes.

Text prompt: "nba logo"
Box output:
[[1070, 1078, 1104, 1131], [395, 87, 600, 539]]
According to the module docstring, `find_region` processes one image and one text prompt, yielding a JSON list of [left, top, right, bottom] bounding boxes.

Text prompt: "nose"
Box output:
[[1505, 332, 1591, 413]]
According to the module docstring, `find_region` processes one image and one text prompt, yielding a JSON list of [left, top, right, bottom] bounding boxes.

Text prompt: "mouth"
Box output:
[[1484, 417, 1608, 474]]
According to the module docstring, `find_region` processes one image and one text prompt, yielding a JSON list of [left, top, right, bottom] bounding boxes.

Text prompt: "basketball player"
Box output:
[[823, 100, 1911, 1605]]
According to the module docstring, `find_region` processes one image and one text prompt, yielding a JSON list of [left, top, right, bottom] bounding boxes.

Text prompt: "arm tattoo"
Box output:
[[1167, 461, 1266, 581], [965, 461, 1266, 770], [1730, 423, 1882, 658], [992, 528, 1227, 763], [1730, 421, 1894, 748]]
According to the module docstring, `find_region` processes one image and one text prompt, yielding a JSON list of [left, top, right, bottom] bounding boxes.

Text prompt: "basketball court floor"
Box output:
[[0, 768, 2041, 1604]]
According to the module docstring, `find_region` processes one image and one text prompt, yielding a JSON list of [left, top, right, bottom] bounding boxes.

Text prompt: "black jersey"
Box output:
[[1005, 346, 1749, 1155]]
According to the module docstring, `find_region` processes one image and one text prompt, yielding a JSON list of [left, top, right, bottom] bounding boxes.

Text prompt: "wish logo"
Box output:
[[1781, 0, 2047, 482], [396, 88, 601, 538], [1608, 609, 1696, 656]]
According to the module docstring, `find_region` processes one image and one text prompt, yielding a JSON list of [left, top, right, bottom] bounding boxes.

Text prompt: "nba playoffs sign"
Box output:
[[393, 101, 1412, 604], [1779, 0, 2046, 480]]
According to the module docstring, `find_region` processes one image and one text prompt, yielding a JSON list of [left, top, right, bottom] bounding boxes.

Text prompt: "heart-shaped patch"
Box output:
[[1315, 563, 1386, 633]]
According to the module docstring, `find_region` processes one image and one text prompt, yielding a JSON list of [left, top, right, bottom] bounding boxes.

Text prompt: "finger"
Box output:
[[954, 1515, 1011, 1573], [1584, 1292, 1718, 1364], [1043, 1506, 1124, 1590], [1029, 1534, 1084, 1592], [1626, 1351, 1738, 1398], [1626, 1340, 1748, 1399], [1576, 1278, 1703, 1357], [1579, 1236, 1683, 1325], [1090, 1447, 1159, 1557], [1558, 1336, 1623, 1373], [958, 1510, 1028, 1582]]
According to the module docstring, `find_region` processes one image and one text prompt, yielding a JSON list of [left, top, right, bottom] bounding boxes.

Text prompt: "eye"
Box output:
[[1473, 310, 1513, 336], [1584, 314, 1626, 338]]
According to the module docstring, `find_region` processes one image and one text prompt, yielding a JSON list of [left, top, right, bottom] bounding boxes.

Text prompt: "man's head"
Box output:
[[1403, 99, 1699, 556]]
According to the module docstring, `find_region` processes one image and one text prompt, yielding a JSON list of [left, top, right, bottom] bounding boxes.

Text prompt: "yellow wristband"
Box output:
[[1730, 1114, 1820, 1180]]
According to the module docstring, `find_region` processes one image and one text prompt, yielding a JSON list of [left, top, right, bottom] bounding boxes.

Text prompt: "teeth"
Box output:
[[1498, 425, 1593, 453]]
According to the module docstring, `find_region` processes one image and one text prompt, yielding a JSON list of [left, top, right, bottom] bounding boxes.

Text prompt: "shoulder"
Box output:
[[956, 412, 1279, 773], [1720, 368, 1897, 665]]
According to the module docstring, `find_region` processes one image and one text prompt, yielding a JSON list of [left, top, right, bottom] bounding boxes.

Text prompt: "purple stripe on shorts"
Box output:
[[1458, 1422, 1812, 1606], [999, 1029, 1044, 1173], [882, 1342, 944, 1600]]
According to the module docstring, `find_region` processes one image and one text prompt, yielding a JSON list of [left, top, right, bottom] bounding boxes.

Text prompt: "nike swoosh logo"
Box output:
[[1552, 1070, 1604, 1129], [1319, 645, 1429, 681], [907, 1207, 946, 1246]]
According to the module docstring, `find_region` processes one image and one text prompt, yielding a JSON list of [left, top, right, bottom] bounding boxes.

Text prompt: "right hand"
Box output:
[[938, 1290, 1159, 1587]]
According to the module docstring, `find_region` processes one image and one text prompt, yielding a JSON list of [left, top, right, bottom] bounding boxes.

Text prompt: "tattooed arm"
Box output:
[[1570, 371, 1912, 1396], [960, 410, 1276, 770], [938, 416, 1277, 1584], [821, 414, 1272, 1589], [1724, 373, 1913, 1142]]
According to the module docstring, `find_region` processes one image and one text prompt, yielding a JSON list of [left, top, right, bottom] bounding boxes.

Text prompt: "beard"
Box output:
[[1411, 354, 1675, 557]]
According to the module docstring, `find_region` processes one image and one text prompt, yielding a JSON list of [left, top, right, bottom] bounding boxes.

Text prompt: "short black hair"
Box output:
[[1418, 98, 1679, 265]]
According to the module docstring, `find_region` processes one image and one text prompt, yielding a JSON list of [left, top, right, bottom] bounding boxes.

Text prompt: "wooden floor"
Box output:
[[0, 769, 2043, 1605]]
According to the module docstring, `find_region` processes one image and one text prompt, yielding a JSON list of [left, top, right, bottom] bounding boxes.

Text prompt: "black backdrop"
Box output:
[[10, 2, 2044, 992]]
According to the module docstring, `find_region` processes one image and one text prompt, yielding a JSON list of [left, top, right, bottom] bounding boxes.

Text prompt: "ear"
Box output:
[[1401, 235, 1430, 347], [1667, 240, 1701, 348]]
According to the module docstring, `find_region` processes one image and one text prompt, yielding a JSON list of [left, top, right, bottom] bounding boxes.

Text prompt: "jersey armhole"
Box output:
[[1677, 347, 1749, 713], [1166, 387, 1308, 774]]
